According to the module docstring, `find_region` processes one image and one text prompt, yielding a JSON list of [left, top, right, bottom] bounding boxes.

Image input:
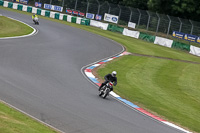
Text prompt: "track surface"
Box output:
[[0, 9, 183, 133]]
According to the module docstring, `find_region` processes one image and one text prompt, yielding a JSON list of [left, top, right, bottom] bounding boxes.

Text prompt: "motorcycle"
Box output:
[[33, 17, 39, 25], [99, 81, 113, 99]]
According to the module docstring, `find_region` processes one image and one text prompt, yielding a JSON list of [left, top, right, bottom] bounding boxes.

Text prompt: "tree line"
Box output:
[[103, 0, 200, 22]]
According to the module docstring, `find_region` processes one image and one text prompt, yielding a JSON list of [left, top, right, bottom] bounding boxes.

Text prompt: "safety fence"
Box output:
[[25, 0, 200, 37], [1, 0, 200, 57]]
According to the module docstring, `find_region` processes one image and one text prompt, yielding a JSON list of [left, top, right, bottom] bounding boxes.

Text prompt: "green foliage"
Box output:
[[122, 0, 148, 10], [118, 20, 128, 26], [148, 0, 200, 21]]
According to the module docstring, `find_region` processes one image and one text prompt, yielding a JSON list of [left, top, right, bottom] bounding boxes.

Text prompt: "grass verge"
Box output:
[[0, 101, 58, 133], [97, 56, 200, 133], [1, 6, 200, 133], [0, 15, 33, 38]]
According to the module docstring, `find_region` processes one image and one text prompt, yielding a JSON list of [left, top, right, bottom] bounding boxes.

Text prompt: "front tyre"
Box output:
[[102, 93, 108, 99], [99, 90, 103, 97]]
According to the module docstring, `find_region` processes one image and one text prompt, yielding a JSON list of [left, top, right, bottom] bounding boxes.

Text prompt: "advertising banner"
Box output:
[[35, 2, 42, 8], [172, 31, 184, 39], [72, 10, 79, 15], [172, 31, 200, 44], [184, 34, 196, 42], [78, 12, 85, 17], [196, 37, 200, 44], [95, 14, 102, 21], [15, 0, 29, 5], [44, 4, 63, 12], [104, 13, 119, 24], [66, 8, 72, 14], [86, 13, 95, 19], [128, 22, 136, 29]]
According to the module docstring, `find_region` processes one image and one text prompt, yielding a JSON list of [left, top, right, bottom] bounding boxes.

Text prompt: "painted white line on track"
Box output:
[[0, 16, 64, 133], [81, 45, 192, 133], [0, 16, 37, 39]]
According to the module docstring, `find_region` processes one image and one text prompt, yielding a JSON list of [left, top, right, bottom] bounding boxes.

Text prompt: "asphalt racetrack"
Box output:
[[0, 9, 184, 133]]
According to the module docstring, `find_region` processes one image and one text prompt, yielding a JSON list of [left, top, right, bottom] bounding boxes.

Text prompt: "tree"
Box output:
[[122, 0, 148, 10], [148, 0, 200, 21]]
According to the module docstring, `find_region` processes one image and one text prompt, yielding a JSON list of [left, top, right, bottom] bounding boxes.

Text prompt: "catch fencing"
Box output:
[[31, 0, 200, 37]]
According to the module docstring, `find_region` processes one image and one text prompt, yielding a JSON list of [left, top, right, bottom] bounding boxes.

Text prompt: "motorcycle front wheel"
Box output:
[[99, 90, 103, 96]]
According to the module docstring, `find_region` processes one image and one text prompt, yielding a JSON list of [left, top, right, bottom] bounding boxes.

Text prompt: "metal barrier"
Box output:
[[32, 0, 200, 37]]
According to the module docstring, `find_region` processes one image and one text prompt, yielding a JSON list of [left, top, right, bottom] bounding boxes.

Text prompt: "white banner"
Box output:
[[122, 28, 140, 39], [13, 3, 18, 9], [154, 36, 173, 48], [86, 13, 95, 19], [59, 13, 64, 20], [189, 45, 200, 56], [90, 20, 109, 30], [3, 1, 9, 7], [50, 12, 56, 18], [22, 5, 27, 11], [44, 4, 63, 12], [104, 13, 119, 24], [128, 22, 136, 29], [32, 7, 37, 14], [67, 15, 72, 22], [76, 17, 82, 24], [41, 10, 45, 16]]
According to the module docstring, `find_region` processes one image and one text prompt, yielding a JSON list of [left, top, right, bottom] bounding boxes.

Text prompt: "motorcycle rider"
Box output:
[[32, 13, 38, 23], [99, 71, 117, 92]]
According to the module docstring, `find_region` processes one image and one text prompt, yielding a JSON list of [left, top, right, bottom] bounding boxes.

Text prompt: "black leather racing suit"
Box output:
[[99, 74, 117, 91]]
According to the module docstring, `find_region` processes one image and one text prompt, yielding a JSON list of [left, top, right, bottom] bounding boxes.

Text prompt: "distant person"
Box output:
[[32, 14, 38, 22], [32, 13, 39, 25]]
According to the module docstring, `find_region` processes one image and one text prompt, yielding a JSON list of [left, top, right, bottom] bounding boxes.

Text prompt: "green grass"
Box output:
[[0, 16, 33, 38], [98, 56, 200, 133], [1, 5, 200, 133], [0, 102, 58, 133]]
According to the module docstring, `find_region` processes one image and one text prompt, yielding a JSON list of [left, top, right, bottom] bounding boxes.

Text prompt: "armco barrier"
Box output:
[[8, 2, 12, 8], [189, 45, 200, 56], [50, 11, 55, 18], [154, 36, 173, 48], [63, 15, 67, 21], [0, 0, 3, 6], [55, 13, 59, 20], [45, 10, 50, 17], [37, 8, 41, 15], [107, 24, 124, 33], [17, 4, 23, 11], [67, 15, 72, 22], [139, 32, 156, 43], [3, 1, 8, 7], [22, 5, 27, 11], [172, 41, 190, 52], [0, 0, 199, 56], [27, 6, 32, 12], [81, 18, 90, 25], [90, 20, 109, 30], [41, 9, 45, 16], [71, 16, 76, 23], [122, 28, 140, 39], [12, 3, 17, 9], [76, 17, 82, 24]]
